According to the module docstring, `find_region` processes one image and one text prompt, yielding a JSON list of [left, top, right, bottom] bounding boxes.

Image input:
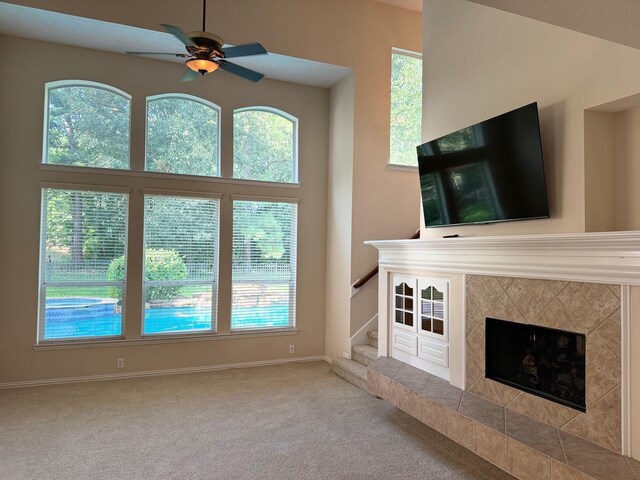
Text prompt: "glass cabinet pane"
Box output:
[[421, 317, 432, 332], [405, 297, 413, 311], [405, 312, 413, 327], [433, 319, 444, 335]]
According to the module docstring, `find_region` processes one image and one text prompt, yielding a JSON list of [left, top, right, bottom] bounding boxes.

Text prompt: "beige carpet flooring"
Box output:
[[0, 361, 515, 480]]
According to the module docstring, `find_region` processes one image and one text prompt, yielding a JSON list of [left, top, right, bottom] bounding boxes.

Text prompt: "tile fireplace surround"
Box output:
[[366, 231, 640, 478]]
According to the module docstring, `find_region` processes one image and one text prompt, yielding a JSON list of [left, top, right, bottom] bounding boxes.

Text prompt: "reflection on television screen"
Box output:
[[418, 102, 549, 228]]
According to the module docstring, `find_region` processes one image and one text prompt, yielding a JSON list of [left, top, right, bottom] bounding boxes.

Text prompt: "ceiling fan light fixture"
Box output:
[[185, 58, 219, 75]]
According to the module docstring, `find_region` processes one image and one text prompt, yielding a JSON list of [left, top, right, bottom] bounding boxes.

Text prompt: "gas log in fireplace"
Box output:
[[485, 317, 586, 411]]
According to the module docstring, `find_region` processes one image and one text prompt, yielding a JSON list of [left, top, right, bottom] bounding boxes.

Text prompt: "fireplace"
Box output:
[[485, 317, 586, 412]]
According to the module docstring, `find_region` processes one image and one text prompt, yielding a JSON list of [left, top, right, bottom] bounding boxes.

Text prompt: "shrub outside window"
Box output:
[[39, 188, 128, 340], [233, 108, 297, 183], [146, 94, 220, 177], [390, 50, 423, 167], [44, 81, 131, 169], [231, 199, 297, 330]]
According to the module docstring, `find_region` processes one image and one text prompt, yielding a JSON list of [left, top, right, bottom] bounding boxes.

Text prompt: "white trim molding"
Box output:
[[366, 231, 640, 285], [0, 355, 324, 389]]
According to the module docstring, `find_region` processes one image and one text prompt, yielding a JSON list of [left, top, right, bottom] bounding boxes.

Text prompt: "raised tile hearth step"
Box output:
[[367, 356, 640, 480], [332, 331, 379, 393], [332, 357, 369, 393], [351, 344, 378, 366]]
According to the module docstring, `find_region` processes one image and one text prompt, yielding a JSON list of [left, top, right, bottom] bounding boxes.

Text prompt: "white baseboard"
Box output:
[[0, 356, 326, 389]]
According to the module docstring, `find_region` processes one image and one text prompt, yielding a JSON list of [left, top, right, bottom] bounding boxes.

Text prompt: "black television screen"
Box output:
[[417, 102, 549, 228]]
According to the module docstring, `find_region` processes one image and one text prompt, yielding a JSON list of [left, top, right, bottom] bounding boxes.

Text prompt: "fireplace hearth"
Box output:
[[485, 317, 586, 411]]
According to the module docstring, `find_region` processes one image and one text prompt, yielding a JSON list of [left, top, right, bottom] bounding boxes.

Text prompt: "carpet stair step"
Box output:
[[332, 358, 370, 393], [351, 344, 378, 367], [367, 330, 378, 348]]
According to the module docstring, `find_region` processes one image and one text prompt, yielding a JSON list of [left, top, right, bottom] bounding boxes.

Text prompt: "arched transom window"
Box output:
[[233, 107, 298, 183], [146, 94, 220, 177], [44, 80, 131, 169]]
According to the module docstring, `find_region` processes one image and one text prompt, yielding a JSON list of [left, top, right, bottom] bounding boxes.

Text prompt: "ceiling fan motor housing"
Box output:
[[186, 31, 225, 58]]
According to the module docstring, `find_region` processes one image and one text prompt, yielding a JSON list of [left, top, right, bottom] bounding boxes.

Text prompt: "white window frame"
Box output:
[[38, 183, 131, 343], [230, 195, 299, 332], [141, 189, 221, 337], [389, 48, 423, 171], [145, 93, 222, 177], [233, 106, 299, 183], [42, 80, 132, 168]]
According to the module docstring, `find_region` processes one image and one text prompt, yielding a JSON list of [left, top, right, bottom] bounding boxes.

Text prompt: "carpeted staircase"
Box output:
[[332, 330, 378, 393]]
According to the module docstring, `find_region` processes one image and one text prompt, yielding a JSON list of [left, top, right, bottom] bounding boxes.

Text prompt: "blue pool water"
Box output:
[[43, 302, 289, 339]]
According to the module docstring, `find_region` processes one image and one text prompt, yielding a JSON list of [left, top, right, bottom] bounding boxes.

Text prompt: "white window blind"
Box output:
[[232, 200, 297, 330], [40, 188, 128, 340], [143, 195, 219, 335]]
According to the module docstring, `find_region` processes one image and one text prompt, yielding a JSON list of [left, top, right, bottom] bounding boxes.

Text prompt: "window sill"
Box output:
[[388, 164, 418, 172], [33, 329, 299, 351], [40, 164, 302, 190]]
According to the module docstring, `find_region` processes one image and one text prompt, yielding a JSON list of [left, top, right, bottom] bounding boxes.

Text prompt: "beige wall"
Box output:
[[325, 74, 355, 359], [1, 0, 423, 380], [584, 110, 617, 232], [421, 0, 640, 239], [584, 105, 640, 232], [0, 36, 329, 382], [614, 107, 640, 231], [8, 0, 422, 362]]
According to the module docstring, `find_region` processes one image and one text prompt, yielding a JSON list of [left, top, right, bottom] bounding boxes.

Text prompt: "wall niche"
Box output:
[[585, 93, 640, 232]]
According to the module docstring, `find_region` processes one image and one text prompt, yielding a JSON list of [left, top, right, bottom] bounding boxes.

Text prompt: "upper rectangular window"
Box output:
[[231, 200, 297, 331], [39, 188, 128, 340], [390, 50, 423, 167], [143, 194, 219, 335], [44, 81, 131, 169], [146, 94, 220, 177], [233, 108, 297, 183]]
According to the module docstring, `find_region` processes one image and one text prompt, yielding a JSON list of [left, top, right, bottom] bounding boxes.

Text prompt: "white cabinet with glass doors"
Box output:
[[390, 274, 450, 380]]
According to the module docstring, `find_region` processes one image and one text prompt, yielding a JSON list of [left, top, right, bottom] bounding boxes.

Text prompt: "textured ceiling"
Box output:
[[468, 0, 640, 50]]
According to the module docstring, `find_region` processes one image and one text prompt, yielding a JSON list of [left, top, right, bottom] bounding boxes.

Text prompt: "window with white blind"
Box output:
[[389, 49, 422, 167], [231, 200, 297, 330], [39, 188, 128, 340], [145, 95, 220, 177], [44, 81, 131, 169], [143, 194, 219, 335]]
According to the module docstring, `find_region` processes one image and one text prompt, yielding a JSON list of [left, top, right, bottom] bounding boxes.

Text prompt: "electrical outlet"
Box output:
[[289, 345, 295, 354], [116, 358, 124, 369]]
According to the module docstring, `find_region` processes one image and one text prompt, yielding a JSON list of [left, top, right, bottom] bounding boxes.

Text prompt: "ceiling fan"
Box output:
[[126, 0, 267, 82]]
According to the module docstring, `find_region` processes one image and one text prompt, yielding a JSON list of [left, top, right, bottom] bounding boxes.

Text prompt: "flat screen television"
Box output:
[[417, 102, 549, 228]]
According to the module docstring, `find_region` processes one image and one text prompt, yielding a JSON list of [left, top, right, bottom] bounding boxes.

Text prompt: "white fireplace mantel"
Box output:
[[366, 231, 640, 285], [366, 230, 640, 459]]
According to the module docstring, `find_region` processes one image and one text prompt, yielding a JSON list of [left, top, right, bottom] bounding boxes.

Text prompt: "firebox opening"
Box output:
[[485, 317, 586, 412]]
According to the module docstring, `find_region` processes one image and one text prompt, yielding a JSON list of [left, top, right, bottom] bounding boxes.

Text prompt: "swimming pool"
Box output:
[[43, 302, 290, 339]]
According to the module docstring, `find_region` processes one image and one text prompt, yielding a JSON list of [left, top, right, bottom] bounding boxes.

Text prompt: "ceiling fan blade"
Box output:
[[181, 68, 201, 82], [125, 51, 188, 57], [221, 43, 267, 58], [218, 61, 264, 82], [161, 24, 196, 48]]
